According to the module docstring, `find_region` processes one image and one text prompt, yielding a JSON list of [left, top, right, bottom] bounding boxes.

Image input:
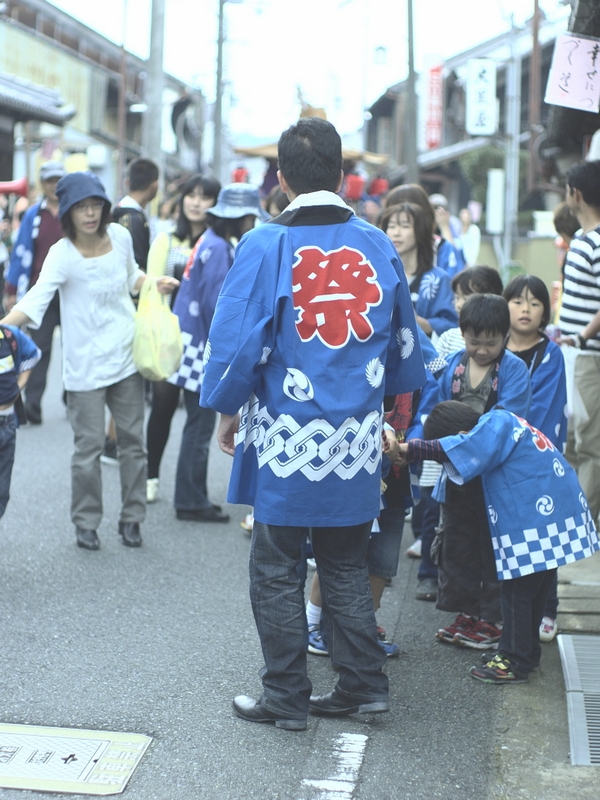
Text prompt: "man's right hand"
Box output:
[[217, 412, 240, 456], [3, 294, 16, 313]]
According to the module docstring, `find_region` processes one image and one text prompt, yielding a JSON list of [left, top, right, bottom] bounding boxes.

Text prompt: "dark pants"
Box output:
[[0, 414, 16, 519], [146, 380, 180, 480], [250, 520, 388, 718], [437, 478, 502, 623], [416, 487, 440, 580], [499, 569, 557, 677], [25, 292, 60, 416], [543, 570, 559, 619], [174, 389, 216, 511]]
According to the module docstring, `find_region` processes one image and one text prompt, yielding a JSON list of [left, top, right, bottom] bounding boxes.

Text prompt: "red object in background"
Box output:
[[368, 177, 389, 197], [344, 174, 365, 201], [232, 167, 249, 183], [426, 65, 444, 150]]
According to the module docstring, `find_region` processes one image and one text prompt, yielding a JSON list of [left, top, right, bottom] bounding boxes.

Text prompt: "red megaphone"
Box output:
[[0, 177, 29, 197]]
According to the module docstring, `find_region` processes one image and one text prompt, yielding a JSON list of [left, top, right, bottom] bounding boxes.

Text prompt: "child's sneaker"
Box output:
[[539, 616, 557, 642], [307, 626, 329, 656], [470, 654, 529, 684], [436, 614, 476, 644], [454, 619, 502, 650], [479, 651, 539, 671], [378, 638, 400, 658], [376, 626, 399, 657], [405, 538, 422, 558]]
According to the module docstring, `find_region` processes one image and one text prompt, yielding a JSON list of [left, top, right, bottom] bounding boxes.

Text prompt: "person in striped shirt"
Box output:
[[558, 159, 600, 523]]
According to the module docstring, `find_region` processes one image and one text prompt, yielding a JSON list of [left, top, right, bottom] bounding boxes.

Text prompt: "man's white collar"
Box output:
[[284, 191, 352, 214]]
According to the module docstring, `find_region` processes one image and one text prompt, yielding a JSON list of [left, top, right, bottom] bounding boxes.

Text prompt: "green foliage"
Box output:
[[458, 145, 529, 207]]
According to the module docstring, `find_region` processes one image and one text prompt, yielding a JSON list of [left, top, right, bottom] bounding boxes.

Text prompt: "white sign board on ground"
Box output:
[[0, 723, 151, 795], [466, 59, 497, 136], [545, 32, 600, 113]]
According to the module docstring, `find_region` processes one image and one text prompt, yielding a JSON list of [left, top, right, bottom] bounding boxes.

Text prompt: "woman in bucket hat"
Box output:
[[147, 183, 266, 521], [2, 171, 178, 550]]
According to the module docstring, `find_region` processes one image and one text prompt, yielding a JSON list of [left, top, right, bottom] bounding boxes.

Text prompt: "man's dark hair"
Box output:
[[60, 200, 112, 241], [503, 274, 551, 329], [459, 293, 510, 337], [379, 202, 434, 278], [566, 160, 600, 208], [277, 118, 342, 195], [452, 265, 503, 296], [423, 400, 481, 440], [174, 174, 221, 245], [553, 200, 580, 240], [127, 158, 159, 192]]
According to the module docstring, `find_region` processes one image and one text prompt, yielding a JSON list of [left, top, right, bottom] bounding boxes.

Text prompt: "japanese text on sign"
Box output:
[[545, 33, 600, 113]]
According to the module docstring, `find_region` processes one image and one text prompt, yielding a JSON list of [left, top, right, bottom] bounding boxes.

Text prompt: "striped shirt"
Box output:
[[559, 225, 600, 351]]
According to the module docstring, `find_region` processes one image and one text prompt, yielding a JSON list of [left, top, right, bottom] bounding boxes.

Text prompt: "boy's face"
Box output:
[[462, 329, 505, 367]]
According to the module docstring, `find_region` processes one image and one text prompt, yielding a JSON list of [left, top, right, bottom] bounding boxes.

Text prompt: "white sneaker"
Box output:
[[405, 538, 422, 558], [146, 478, 159, 503], [240, 512, 254, 532], [539, 616, 557, 642]]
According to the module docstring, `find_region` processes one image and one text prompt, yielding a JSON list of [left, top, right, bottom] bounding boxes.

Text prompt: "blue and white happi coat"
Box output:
[[440, 409, 599, 580], [200, 192, 426, 527]]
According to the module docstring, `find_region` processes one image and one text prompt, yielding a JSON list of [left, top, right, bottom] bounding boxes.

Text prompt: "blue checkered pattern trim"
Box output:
[[170, 331, 204, 393], [492, 510, 600, 579]]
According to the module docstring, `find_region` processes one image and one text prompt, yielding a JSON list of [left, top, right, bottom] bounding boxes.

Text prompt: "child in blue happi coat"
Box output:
[[0, 324, 40, 518], [433, 295, 531, 650], [504, 275, 568, 644], [398, 401, 599, 684]]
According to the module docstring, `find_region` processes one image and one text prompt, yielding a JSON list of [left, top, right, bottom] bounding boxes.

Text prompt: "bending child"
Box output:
[[398, 401, 599, 683], [433, 294, 531, 650]]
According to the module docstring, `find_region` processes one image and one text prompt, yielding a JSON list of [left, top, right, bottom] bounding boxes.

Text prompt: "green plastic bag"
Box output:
[[133, 278, 183, 381]]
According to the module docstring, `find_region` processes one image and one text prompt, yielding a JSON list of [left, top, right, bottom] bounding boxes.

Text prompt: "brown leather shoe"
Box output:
[[119, 521, 142, 547]]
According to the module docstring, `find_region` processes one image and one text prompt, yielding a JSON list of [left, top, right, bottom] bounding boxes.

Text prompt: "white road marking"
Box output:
[[302, 732, 368, 799]]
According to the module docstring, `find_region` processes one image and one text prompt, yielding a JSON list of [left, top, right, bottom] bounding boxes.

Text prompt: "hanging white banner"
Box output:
[[545, 32, 600, 113], [466, 59, 497, 136]]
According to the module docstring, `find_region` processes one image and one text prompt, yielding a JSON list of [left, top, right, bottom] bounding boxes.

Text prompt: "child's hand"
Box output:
[[394, 442, 409, 467]]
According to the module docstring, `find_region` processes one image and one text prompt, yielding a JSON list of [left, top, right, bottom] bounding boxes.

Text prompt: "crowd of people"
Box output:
[[1, 121, 599, 729]]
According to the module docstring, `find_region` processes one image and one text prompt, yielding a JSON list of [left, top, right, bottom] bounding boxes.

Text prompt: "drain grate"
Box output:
[[557, 634, 600, 765]]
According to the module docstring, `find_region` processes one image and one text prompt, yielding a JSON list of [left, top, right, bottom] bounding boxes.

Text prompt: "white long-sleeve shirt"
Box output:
[[15, 223, 144, 391]]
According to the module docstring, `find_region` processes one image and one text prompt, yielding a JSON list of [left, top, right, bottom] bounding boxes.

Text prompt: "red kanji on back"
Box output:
[[292, 245, 382, 348], [517, 417, 555, 452]]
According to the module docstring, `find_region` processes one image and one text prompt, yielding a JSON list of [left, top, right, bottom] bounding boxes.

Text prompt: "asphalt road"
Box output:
[[0, 340, 593, 800]]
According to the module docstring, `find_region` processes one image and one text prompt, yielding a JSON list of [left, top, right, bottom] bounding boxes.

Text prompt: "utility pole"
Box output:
[[404, 0, 419, 183], [527, 0, 541, 193], [117, 0, 128, 196], [503, 20, 522, 279], [143, 0, 166, 188], [213, 0, 225, 183]]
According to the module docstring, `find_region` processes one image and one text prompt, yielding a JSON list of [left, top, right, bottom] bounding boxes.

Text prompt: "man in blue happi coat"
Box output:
[[200, 117, 426, 729]]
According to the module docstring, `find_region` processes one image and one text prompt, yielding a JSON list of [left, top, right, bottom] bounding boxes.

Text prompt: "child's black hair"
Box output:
[[502, 274, 551, 329], [423, 400, 481, 440], [459, 293, 510, 337], [451, 265, 503, 296]]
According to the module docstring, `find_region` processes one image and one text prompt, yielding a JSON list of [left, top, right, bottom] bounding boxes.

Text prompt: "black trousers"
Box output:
[[436, 478, 502, 623], [499, 568, 557, 677]]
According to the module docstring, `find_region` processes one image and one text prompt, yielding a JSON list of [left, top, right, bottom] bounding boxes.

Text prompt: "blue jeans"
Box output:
[[0, 414, 16, 519], [250, 520, 389, 718], [499, 568, 557, 677], [174, 389, 216, 511]]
